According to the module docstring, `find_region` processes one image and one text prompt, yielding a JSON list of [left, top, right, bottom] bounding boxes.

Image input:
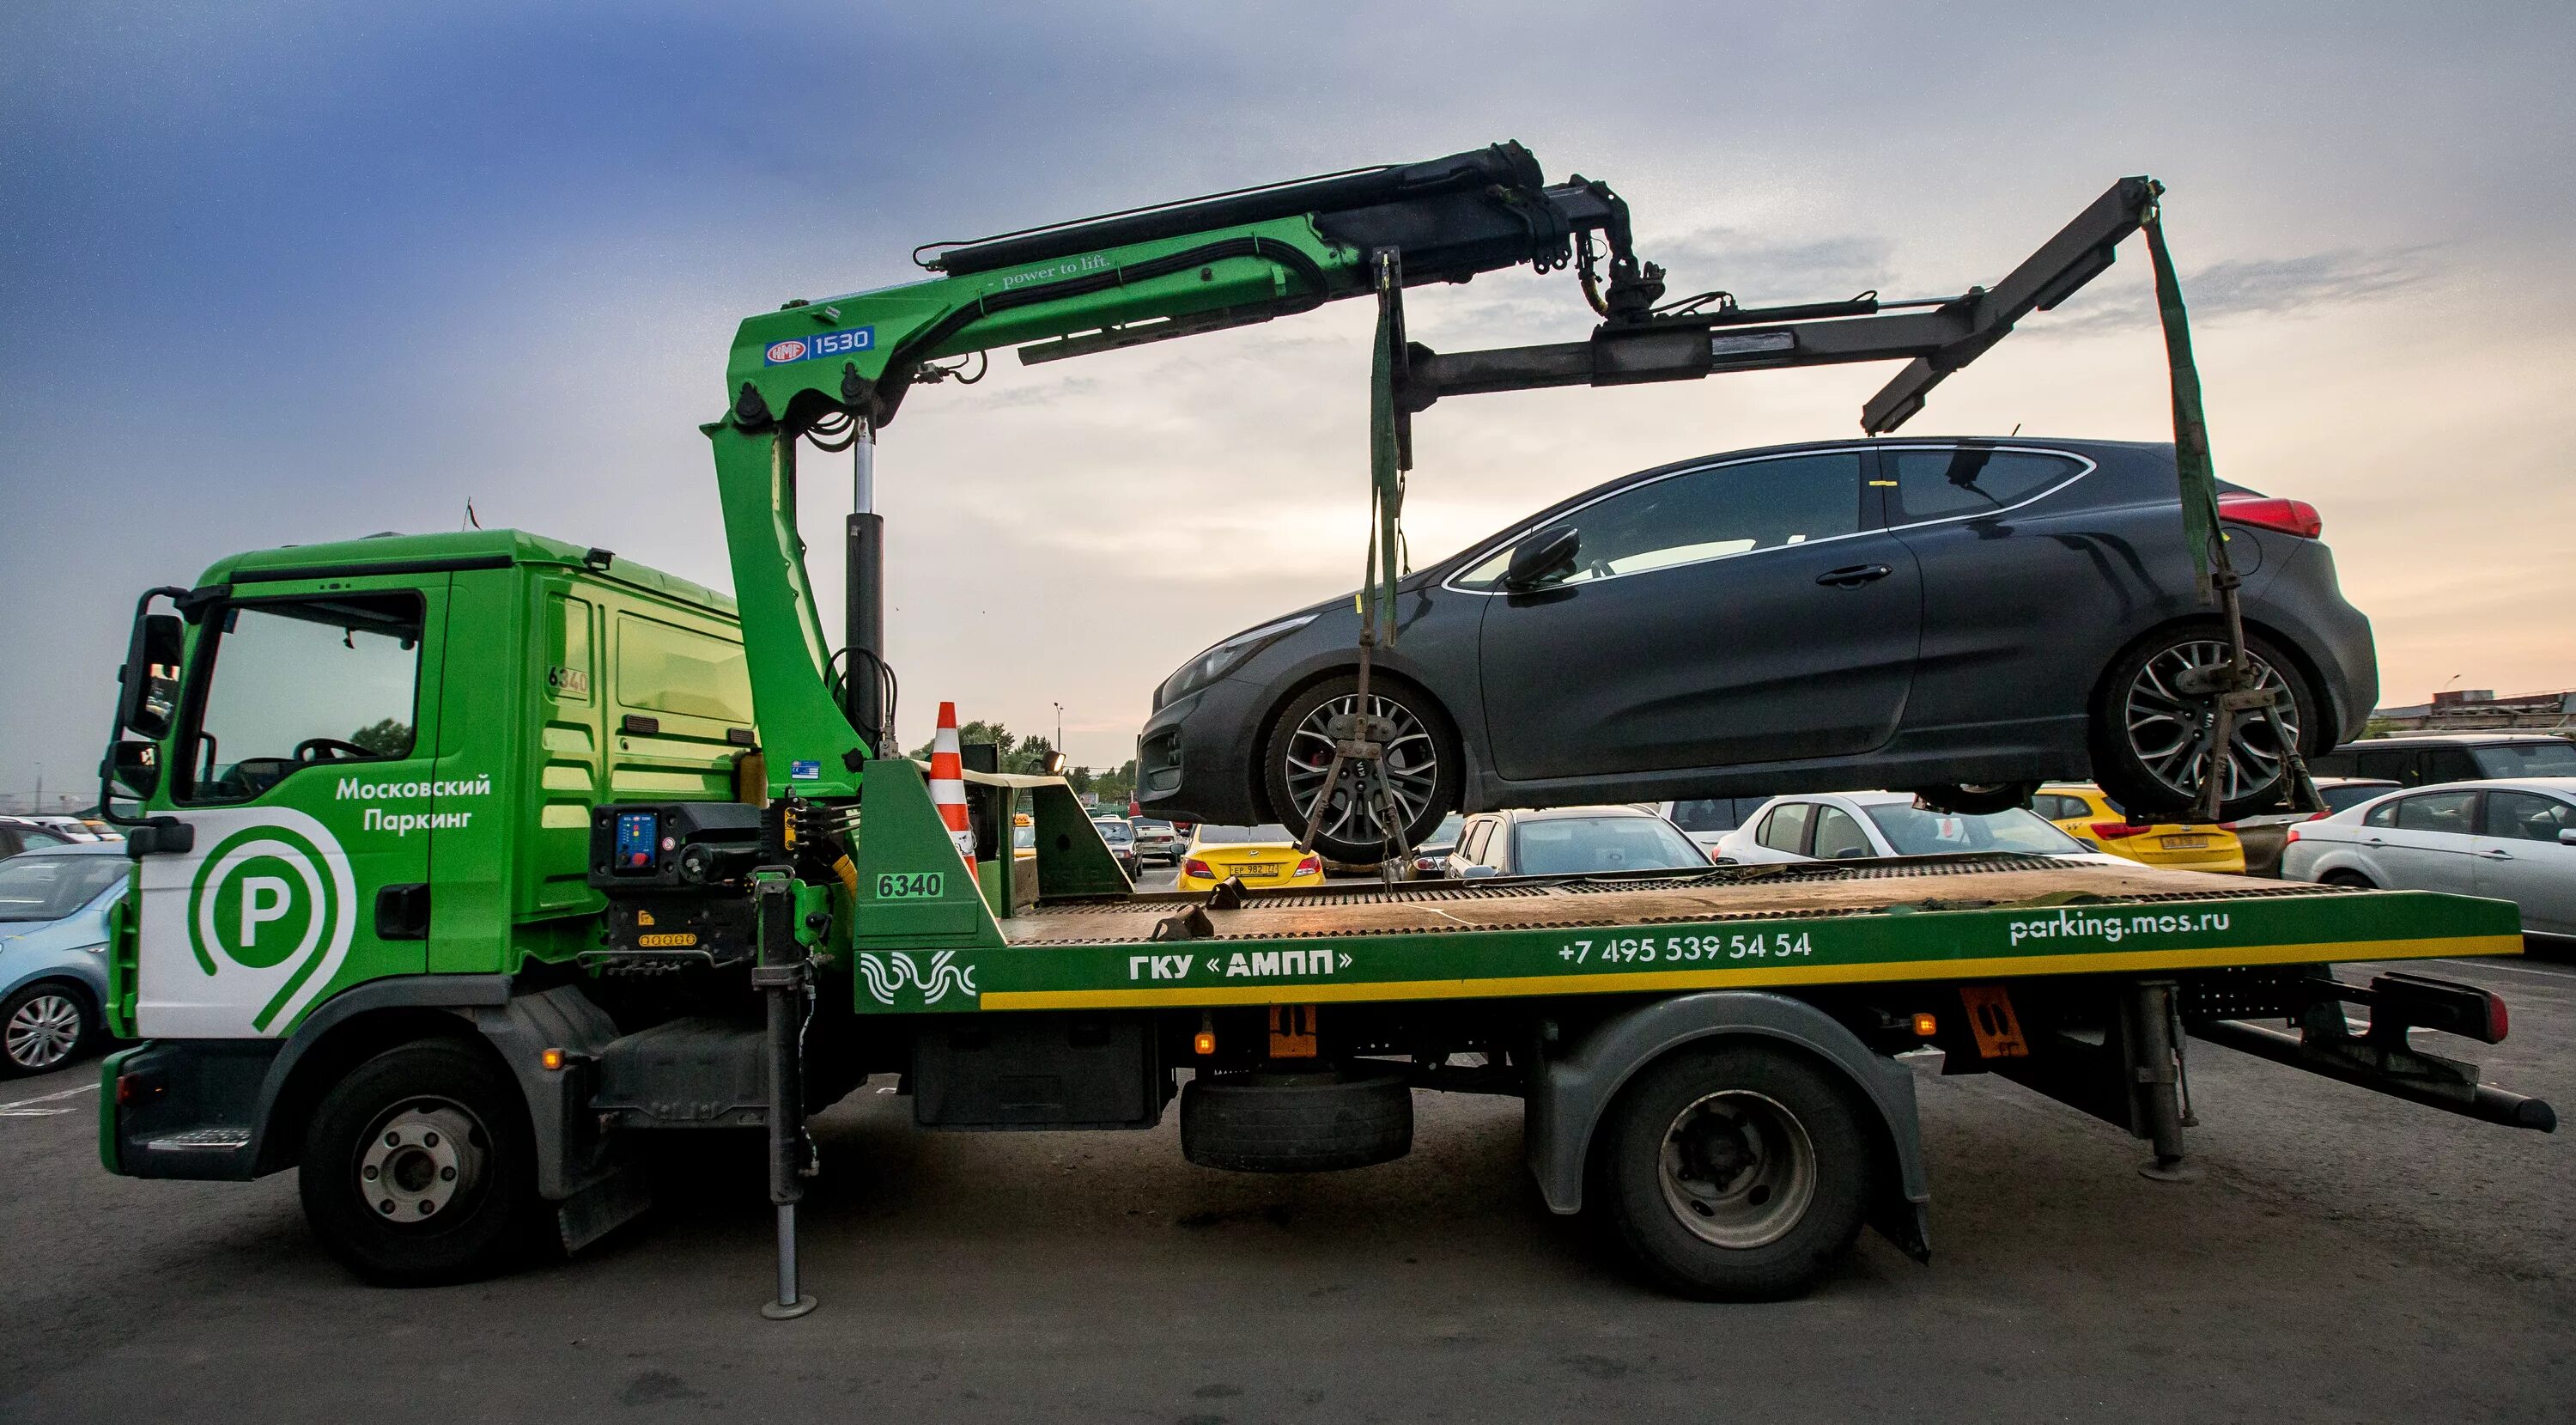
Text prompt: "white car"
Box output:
[[2281, 777, 2576, 944], [1711, 791, 2118, 866]]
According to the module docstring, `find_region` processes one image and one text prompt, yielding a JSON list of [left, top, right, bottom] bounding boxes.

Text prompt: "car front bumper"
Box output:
[[1136, 676, 1267, 825]]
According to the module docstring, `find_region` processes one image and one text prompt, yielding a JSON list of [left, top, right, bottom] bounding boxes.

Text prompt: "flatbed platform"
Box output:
[[848, 856, 2527, 1013]]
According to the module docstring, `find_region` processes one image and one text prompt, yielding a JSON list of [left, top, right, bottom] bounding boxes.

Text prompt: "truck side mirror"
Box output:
[[118, 613, 185, 738], [1502, 526, 1580, 591], [106, 740, 161, 799]]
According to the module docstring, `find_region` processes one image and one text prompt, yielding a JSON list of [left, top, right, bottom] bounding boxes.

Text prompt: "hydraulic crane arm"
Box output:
[[705, 141, 2161, 799]]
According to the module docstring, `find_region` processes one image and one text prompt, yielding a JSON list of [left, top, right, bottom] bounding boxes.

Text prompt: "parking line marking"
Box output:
[[2417, 958, 2576, 984], [0, 1081, 99, 1112]]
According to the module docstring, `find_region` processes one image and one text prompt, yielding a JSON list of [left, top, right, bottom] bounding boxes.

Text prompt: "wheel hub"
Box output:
[[4, 993, 82, 1070], [358, 1101, 485, 1223], [1283, 692, 1439, 843], [1657, 1090, 1818, 1249]]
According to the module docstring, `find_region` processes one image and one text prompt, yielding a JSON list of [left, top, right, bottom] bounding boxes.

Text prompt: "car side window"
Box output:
[[1458, 453, 1862, 588], [2391, 790, 2478, 837], [2421, 749, 2482, 783], [1810, 807, 1874, 860], [2363, 799, 2400, 829], [2032, 794, 2077, 820], [1481, 820, 1515, 870], [1756, 802, 1813, 854], [2354, 749, 2414, 783], [1887, 448, 2082, 522], [1670, 799, 1736, 833], [2482, 791, 2575, 842]]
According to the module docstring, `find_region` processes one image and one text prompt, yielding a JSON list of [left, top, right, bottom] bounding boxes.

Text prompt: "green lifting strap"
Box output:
[[2142, 186, 2228, 606], [1364, 252, 1406, 644]]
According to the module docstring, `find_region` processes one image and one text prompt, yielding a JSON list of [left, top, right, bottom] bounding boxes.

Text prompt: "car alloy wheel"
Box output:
[[3, 990, 86, 1071], [2119, 639, 2303, 807], [1281, 691, 1443, 849]]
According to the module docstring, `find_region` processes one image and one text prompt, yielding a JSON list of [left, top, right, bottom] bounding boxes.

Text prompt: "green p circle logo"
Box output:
[[185, 810, 355, 1034]]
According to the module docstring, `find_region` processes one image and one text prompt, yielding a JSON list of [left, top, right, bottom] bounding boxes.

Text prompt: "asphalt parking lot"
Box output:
[[3, 949, 2569, 1423]]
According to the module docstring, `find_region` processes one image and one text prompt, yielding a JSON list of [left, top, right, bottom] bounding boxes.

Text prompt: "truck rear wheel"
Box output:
[[1595, 1044, 1869, 1300], [299, 1038, 540, 1286]]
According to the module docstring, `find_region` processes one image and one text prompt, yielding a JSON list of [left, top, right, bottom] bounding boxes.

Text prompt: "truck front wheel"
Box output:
[[299, 1038, 541, 1286], [1595, 1044, 1870, 1300]]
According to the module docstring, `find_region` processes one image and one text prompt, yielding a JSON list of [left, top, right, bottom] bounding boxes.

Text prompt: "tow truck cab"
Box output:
[[99, 531, 751, 1183]]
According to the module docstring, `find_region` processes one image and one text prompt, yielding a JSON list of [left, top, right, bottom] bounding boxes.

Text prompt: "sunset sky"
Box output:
[[4, 1, 2571, 800]]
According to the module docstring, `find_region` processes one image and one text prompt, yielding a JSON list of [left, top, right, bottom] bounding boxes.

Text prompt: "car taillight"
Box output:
[[2284, 826, 2301, 844], [1295, 854, 1321, 875], [2089, 820, 2150, 840], [2217, 493, 2324, 539], [1183, 858, 1214, 879]]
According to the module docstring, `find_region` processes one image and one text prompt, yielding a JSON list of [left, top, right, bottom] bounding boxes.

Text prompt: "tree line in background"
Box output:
[[904, 721, 1137, 806]]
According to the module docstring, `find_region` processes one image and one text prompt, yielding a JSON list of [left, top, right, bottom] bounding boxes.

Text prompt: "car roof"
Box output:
[[9, 838, 131, 858], [2391, 777, 2576, 794], [1502, 804, 1668, 822]]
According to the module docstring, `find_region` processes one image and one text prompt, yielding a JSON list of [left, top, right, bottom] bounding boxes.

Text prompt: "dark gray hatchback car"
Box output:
[[1138, 437, 2376, 862]]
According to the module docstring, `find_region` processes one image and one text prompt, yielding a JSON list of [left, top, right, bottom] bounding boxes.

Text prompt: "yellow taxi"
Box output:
[[2034, 783, 2245, 874], [1012, 813, 1036, 863], [1176, 822, 1325, 892]]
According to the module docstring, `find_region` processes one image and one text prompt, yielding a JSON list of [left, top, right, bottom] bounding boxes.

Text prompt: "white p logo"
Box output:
[[239, 875, 292, 946]]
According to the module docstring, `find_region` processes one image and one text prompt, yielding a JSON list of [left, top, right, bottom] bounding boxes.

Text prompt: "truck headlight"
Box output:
[[1155, 614, 1316, 709]]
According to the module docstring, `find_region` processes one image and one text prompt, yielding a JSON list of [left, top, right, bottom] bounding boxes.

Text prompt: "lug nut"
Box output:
[[379, 1199, 395, 1215], [419, 1201, 435, 1215], [440, 1166, 456, 1181], [362, 1165, 379, 1182], [422, 1131, 440, 1148], [384, 1131, 400, 1147]]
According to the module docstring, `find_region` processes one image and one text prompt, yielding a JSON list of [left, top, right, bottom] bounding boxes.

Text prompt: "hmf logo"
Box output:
[[182, 810, 356, 1035]]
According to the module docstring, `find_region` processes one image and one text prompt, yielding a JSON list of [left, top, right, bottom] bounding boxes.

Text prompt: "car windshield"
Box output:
[[1861, 803, 2086, 856], [1093, 821, 1133, 843], [0, 855, 130, 923], [1513, 816, 1706, 875], [2472, 742, 2576, 777], [1194, 824, 1294, 845]]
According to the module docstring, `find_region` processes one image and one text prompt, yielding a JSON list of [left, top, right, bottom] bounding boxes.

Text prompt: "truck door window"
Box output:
[[182, 594, 425, 803]]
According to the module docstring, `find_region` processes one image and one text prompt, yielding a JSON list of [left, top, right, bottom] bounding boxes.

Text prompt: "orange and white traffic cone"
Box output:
[[928, 701, 978, 881]]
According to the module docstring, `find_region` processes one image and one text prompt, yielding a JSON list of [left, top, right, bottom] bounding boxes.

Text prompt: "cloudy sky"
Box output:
[[4, 1, 2572, 802]]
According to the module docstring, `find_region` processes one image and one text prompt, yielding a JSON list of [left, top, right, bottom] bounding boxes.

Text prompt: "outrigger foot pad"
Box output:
[[761, 1295, 819, 1320]]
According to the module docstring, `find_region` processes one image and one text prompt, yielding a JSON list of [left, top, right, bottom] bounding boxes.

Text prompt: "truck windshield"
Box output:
[[2473, 741, 2576, 777], [1862, 804, 2084, 856], [185, 594, 425, 802], [0, 854, 130, 923], [1513, 816, 1705, 874]]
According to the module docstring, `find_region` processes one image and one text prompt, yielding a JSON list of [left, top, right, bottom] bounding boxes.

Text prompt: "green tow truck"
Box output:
[[94, 143, 2553, 1310]]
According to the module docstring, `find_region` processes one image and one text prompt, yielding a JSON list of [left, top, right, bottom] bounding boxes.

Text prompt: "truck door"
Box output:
[[1475, 449, 1919, 781], [132, 579, 447, 1038]]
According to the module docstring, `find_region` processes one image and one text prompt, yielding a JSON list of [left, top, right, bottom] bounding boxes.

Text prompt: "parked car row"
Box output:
[[0, 841, 128, 1075], [2281, 777, 2575, 946]]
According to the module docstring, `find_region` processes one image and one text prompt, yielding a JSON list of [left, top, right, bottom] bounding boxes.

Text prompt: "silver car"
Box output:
[[2281, 777, 2576, 943]]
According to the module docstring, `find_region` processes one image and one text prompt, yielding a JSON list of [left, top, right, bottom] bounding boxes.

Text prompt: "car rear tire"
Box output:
[[1, 982, 95, 1076], [299, 1038, 542, 1286], [1262, 674, 1461, 865], [1593, 1044, 1871, 1300], [1911, 782, 2037, 816], [2090, 627, 2319, 820], [2320, 869, 2375, 889]]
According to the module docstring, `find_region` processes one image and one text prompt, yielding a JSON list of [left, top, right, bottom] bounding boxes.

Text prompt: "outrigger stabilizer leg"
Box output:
[[753, 856, 819, 1319]]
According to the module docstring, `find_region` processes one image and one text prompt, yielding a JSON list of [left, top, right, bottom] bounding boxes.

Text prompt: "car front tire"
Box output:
[[0, 982, 95, 1076], [1261, 674, 1461, 865]]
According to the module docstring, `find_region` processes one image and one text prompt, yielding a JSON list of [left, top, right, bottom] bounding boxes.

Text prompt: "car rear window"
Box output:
[[2472, 741, 2576, 777], [2319, 782, 2398, 813], [1194, 824, 1293, 845], [1092, 821, 1133, 843], [0, 855, 130, 923], [1887, 448, 2082, 522], [1861, 805, 2084, 856], [1513, 817, 1705, 875]]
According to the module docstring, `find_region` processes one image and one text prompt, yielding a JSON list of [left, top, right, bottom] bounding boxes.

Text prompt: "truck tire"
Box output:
[[299, 1038, 541, 1286], [1594, 1044, 1869, 1300], [1181, 1069, 1413, 1172]]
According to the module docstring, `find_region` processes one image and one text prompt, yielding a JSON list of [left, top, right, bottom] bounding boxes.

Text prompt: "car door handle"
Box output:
[[1816, 563, 1893, 588], [2479, 849, 2514, 860]]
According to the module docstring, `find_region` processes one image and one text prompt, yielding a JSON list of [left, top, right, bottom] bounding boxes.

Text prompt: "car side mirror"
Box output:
[[106, 740, 161, 799], [2560, 828, 2576, 847], [1460, 863, 1500, 879], [118, 612, 185, 738], [1502, 526, 1581, 591]]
